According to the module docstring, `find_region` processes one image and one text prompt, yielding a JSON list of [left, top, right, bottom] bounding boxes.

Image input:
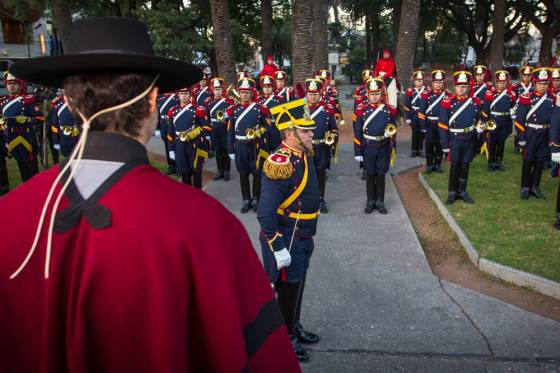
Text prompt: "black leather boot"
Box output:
[[365, 200, 376, 214], [240, 200, 251, 214], [290, 334, 309, 361], [555, 212, 560, 230], [447, 191, 457, 204], [531, 161, 545, 199], [294, 321, 320, 344], [376, 174, 387, 214], [320, 198, 328, 214]]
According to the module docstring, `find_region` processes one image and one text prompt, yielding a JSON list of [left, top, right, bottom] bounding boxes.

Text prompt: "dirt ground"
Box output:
[[393, 167, 560, 322]]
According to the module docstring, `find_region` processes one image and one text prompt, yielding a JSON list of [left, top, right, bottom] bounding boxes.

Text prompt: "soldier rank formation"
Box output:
[[1, 61, 560, 361]]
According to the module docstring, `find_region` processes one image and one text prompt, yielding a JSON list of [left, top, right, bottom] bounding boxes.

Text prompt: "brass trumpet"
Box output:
[[485, 119, 497, 131], [226, 85, 241, 103], [324, 131, 336, 145], [385, 123, 397, 136], [246, 128, 256, 140], [216, 110, 225, 122]]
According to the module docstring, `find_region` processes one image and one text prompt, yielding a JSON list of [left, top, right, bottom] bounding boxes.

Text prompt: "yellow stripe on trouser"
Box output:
[[193, 148, 209, 168], [8, 136, 32, 153]]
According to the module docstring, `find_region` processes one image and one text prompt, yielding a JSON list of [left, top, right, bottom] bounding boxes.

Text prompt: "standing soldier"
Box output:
[[227, 77, 271, 213], [194, 74, 211, 106], [418, 69, 451, 173], [205, 77, 233, 181], [51, 94, 79, 157], [551, 92, 560, 229], [515, 67, 554, 200], [551, 67, 560, 95], [481, 70, 516, 172], [259, 98, 321, 361], [439, 70, 482, 204], [258, 75, 283, 151], [45, 91, 62, 165], [275, 71, 295, 103], [512, 65, 534, 153], [404, 70, 427, 158], [354, 69, 371, 110], [0, 72, 43, 183], [319, 69, 345, 126], [471, 65, 492, 155], [157, 91, 179, 174], [305, 78, 338, 213], [353, 77, 397, 214], [167, 87, 209, 188]]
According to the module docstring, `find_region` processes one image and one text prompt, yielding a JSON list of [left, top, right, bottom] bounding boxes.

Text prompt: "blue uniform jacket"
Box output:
[[0, 94, 42, 162]]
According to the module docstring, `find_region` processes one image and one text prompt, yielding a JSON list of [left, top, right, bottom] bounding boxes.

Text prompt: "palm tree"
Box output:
[[292, 0, 314, 84], [261, 0, 273, 60], [394, 0, 420, 88], [313, 0, 329, 70], [209, 0, 237, 84], [490, 0, 505, 70]]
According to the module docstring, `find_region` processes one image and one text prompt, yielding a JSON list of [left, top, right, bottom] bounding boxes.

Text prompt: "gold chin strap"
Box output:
[[10, 74, 160, 280]]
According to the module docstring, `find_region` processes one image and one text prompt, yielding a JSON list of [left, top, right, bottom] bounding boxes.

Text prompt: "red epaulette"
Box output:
[[259, 104, 270, 116], [441, 96, 452, 109], [324, 102, 336, 115], [421, 90, 430, 99], [405, 87, 413, 97], [195, 105, 206, 118], [167, 106, 176, 119], [355, 104, 365, 116], [484, 89, 494, 101], [226, 104, 235, 116], [51, 97, 60, 109], [519, 93, 532, 106], [203, 97, 212, 107], [387, 104, 397, 117], [22, 95, 36, 105], [225, 98, 235, 106], [472, 97, 482, 106]]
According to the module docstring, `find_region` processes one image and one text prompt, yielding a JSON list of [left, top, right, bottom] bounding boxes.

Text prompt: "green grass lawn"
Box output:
[[424, 140, 560, 283]]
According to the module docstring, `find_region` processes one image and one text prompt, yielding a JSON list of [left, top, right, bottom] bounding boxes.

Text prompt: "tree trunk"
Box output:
[[51, 0, 73, 51], [490, 0, 505, 71], [332, 0, 340, 24], [292, 0, 314, 84], [261, 0, 273, 61], [209, 0, 237, 84], [394, 0, 420, 88], [370, 6, 380, 64], [365, 15, 372, 62], [538, 27, 556, 65], [392, 0, 402, 50], [313, 0, 329, 70]]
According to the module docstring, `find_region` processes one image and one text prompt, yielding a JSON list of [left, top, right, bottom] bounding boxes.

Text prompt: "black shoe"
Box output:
[[410, 151, 417, 158], [223, 171, 231, 181], [252, 198, 259, 213], [488, 163, 495, 172], [435, 165, 444, 173], [425, 165, 433, 174], [165, 166, 176, 175], [290, 335, 309, 361], [294, 322, 320, 345], [447, 191, 457, 204], [530, 188, 545, 199], [320, 199, 328, 214], [555, 213, 560, 230], [377, 201, 388, 214], [213, 172, 224, 181], [520, 188, 530, 200], [364, 200, 376, 214], [240, 200, 250, 214], [417, 150, 425, 158], [495, 163, 505, 172], [361, 170, 367, 181], [459, 191, 474, 203]]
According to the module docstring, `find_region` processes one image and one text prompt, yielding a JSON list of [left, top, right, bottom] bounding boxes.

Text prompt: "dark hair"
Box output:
[[63, 72, 155, 137]]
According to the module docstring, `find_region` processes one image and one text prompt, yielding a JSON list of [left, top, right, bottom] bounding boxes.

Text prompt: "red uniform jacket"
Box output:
[[0, 131, 300, 373]]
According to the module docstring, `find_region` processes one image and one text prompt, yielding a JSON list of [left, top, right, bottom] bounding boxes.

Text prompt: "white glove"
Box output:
[[442, 148, 450, 153], [229, 154, 235, 160], [420, 129, 427, 133], [205, 136, 211, 141], [518, 141, 526, 147], [476, 127, 484, 134], [53, 144, 60, 151], [340, 119, 346, 126], [405, 119, 411, 125], [274, 248, 291, 270], [552, 152, 560, 164], [169, 151, 175, 160], [155, 130, 161, 138], [384, 131, 392, 138], [354, 156, 363, 162], [509, 109, 515, 117]]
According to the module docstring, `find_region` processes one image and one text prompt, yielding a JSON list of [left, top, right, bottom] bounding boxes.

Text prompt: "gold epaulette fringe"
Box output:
[[263, 153, 293, 180]]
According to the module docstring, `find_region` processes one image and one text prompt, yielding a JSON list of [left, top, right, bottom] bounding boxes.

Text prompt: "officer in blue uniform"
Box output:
[[157, 91, 179, 174], [167, 86, 209, 188], [257, 75, 283, 151], [515, 67, 554, 200], [481, 70, 516, 171], [404, 70, 427, 157], [227, 77, 271, 213], [418, 69, 451, 173], [258, 98, 320, 361], [0, 72, 42, 184], [439, 70, 482, 204], [305, 78, 338, 213], [471, 65, 492, 155], [318, 69, 345, 126], [274, 71, 295, 103], [353, 77, 397, 214], [51, 95, 79, 157], [204, 77, 234, 181], [550, 94, 560, 229], [512, 65, 535, 153], [194, 74, 211, 106]]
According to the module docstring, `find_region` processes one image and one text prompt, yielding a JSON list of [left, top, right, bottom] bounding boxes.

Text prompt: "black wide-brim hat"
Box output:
[[9, 17, 202, 92]]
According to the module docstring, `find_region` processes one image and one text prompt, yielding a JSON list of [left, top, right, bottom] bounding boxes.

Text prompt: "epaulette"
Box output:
[[519, 93, 531, 106], [167, 106, 176, 118], [405, 87, 413, 97], [263, 149, 293, 180], [226, 105, 235, 116], [22, 95, 36, 105], [195, 105, 206, 117], [472, 97, 482, 106], [484, 90, 494, 101], [259, 104, 270, 116], [387, 104, 397, 117], [441, 96, 451, 109], [355, 104, 365, 116], [203, 97, 212, 106], [421, 90, 430, 99]]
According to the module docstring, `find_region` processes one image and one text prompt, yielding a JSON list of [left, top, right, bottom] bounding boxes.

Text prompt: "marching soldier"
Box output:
[[515, 67, 554, 200], [275, 71, 295, 102], [51, 94, 79, 157], [157, 91, 179, 174], [257, 75, 283, 150], [0, 72, 43, 183], [194, 74, 211, 106], [305, 78, 338, 213], [418, 69, 451, 173], [481, 70, 516, 171], [512, 65, 535, 153], [227, 77, 271, 213], [404, 70, 427, 157], [204, 77, 234, 181], [167, 87, 209, 188], [439, 70, 482, 204], [353, 77, 397, 214], [258, 98, 321, 361]]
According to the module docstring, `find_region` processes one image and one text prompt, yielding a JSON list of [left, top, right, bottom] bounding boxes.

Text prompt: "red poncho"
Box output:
[[374, 50, 396, 79], [0, 132, 300, 373]]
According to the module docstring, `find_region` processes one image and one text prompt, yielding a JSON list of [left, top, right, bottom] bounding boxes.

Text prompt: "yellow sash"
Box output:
[[278, 154, 308, 211]]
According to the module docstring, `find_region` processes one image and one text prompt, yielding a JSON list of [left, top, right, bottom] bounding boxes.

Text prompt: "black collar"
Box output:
[[81, 131, 149, 164]]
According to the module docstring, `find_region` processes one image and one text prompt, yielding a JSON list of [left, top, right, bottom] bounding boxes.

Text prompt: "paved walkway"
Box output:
[[149, 88, 560, 372]]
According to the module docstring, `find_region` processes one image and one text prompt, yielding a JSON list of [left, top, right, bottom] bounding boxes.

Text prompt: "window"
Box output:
[[2, 19, 26, 44]]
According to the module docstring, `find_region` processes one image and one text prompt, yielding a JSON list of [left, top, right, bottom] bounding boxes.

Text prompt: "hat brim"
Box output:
[[9, 53, 202, 93]]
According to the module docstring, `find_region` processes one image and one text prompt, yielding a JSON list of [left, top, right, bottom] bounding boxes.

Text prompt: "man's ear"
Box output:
[[147, 87, 158, 116]]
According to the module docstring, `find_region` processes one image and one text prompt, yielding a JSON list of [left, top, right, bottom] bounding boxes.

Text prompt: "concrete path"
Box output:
[[149, 87, 560, 372]]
